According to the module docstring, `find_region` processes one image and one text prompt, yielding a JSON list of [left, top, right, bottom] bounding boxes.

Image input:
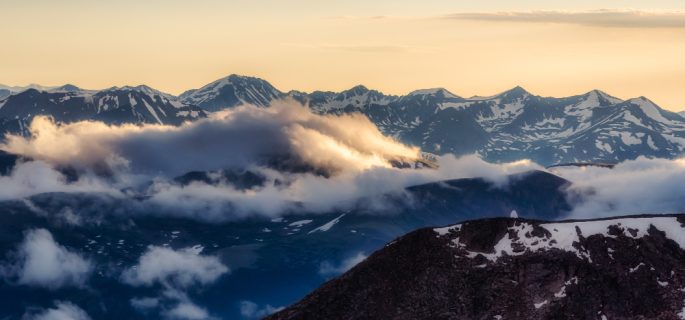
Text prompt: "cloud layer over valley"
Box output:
[[552, 157, 685, 218], [0, 103, 540, 220], [1, 102, 419, 177], [1, 102, 684, 221]]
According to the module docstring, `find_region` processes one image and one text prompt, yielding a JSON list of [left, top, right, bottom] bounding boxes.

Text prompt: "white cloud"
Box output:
[[553, 157, 685, 218], [122, 246, 228, 319], [0, 161, 118, 201], [239, 301, 284, 319], [318, 252, 368, 276], [0, 103, 540, 221], [130, 297, 160, 312], [139, 154, 540, 220], [162, 301, 211, 320], [1, 102, 419, 178], [121, 246, 228, 288], [26, 301, 91, 320], [2, 229, 91, 290]]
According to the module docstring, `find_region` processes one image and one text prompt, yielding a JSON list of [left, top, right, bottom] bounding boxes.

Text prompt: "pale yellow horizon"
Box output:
[[2, 1, 685, 110]]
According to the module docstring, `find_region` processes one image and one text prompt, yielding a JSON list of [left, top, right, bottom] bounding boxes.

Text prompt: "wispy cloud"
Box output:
[[444, 9, 685, 29], [240, 301, 284, 319], [321, 44, 410, 53], [282, 42, 411, 53], [326, 15, 389, 21], [318, 252, 368, 276]]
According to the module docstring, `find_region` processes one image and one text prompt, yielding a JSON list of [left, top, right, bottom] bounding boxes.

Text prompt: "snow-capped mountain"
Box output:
[[296, 86, 685, 165], [270, 214, 685, 319], [299, 85, 396, 114], [2, 75, 684, 165], [0, 86, 205, 137], [93, 85, 203, 125], [179, 74, 282, 111]]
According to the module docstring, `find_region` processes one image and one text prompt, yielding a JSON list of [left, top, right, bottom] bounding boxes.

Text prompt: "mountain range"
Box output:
[[2, 75, 685, 165]]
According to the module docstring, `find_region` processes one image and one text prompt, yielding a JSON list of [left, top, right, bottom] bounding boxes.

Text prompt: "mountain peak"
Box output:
[[408, 88, 460, 99], [101, 85, 178, 102], [52, 84, 83, 92], [222, 74, 273, 85], [626, 96, 656, 106], [198, 74, 276, 90], [179, 74, 282, 111], [499, 85, 530, 97], [341, 85, 370, 96], [109, 84, 159, 94], [586, 89, 609, 97], [581, 89, 623, 105]]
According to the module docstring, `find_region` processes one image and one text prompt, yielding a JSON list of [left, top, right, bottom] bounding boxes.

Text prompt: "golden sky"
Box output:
[[2, 1, 685, 110]]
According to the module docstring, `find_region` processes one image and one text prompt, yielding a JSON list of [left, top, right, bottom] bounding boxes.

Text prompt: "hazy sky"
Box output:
[[2, 0, 685, 110]]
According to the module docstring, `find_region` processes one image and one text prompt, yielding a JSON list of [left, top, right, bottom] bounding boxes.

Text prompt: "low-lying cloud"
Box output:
[[122, 245, 228, 288], [162, 301, 211, 320], [239, 301, 284, 319], [124, 246, 227, 320], [0, 161, 116, 200], [2, 102, 419, 177], [2, 229, 92, 290], [319, 252, 368, 276], [7, 102, 682, 222], [0, 103, 541, 220], [552, 157, 685, 218], [137, 154, 539, 220], [445, 9, 685, 29], [26, 301, 92, 320], [130, 297, 160, 312]]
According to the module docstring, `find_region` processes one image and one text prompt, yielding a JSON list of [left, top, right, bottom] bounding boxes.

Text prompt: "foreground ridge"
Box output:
[[269, 214, 685, 320]]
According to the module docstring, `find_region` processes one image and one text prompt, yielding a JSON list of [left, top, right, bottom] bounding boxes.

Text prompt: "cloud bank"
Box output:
[[0, 161, 116, 200], [2, 102, 419, 177], [0, 104, 541, 220], [552, 157, 685, 218], [137, 154, 539, 220], [2, 229, 91, 290], [7, 102, 682, 221], [445, 9, 685, 29]]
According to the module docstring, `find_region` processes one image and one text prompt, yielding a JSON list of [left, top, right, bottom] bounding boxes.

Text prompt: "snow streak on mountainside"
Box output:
[[2, 75, 685, 165]]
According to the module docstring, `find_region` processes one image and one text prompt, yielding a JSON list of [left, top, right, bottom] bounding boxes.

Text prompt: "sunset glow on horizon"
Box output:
[[2, 0, 685, 110]]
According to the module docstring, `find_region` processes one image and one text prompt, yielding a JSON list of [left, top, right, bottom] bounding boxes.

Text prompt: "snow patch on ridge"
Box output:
[[434, 217, 685, 263]]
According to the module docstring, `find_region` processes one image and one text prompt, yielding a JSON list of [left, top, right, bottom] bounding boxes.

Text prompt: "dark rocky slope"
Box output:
[[269, 215, 685, 320]]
